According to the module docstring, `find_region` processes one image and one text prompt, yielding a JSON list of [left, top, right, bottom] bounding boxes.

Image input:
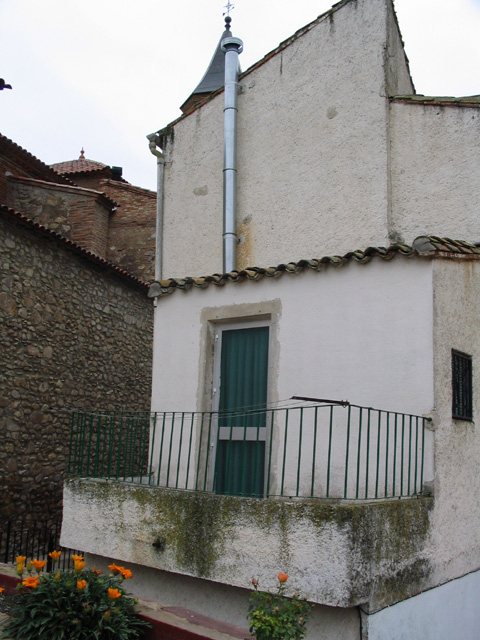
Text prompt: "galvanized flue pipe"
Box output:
[[221, 17, 243, 274]]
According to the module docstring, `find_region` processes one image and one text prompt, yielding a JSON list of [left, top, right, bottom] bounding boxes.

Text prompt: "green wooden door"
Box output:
[[214, 325, 269, 497]]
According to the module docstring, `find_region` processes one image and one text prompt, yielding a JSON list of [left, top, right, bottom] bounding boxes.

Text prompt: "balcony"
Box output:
[[67, 402, 432, 501], [63, 402, 434, 611]]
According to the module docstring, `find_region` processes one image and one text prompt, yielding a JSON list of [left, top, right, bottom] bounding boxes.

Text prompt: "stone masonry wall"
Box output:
[[7, 177, 111, 259], [0, 211, 153, 525]]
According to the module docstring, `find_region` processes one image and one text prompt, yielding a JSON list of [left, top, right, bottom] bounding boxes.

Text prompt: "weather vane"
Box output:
[[223, 0, 235, 17]]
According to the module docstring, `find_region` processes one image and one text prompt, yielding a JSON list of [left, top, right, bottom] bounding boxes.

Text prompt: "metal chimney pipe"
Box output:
[[221, 24, 243, 273]]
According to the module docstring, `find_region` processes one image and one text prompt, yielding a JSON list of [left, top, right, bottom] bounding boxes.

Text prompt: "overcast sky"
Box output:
[[1, 0, 479, 191]]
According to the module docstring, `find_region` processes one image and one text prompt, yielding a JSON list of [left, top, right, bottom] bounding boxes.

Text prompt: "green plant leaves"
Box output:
[[0, 566, 150, 640], [248, 581, 312, 640]]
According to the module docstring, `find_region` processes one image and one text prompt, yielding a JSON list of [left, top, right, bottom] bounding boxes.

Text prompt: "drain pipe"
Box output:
[[147, 133, 165, 281], [221, 16, 243, 273]]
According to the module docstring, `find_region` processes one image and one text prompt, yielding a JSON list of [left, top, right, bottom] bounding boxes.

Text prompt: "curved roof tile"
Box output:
[[50, 158, 109, 175], [148, 237, 480, 298]]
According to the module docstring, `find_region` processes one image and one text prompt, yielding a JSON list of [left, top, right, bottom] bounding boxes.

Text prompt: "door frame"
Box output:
[[208, 319, 271, 493]]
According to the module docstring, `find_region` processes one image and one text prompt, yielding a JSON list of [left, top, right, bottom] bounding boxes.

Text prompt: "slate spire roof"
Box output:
[[180, 16, 239, 113]]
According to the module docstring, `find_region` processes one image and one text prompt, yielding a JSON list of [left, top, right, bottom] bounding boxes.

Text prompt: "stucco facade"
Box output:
[[62, 0, 480, 637], [159, 0, 415, 277]]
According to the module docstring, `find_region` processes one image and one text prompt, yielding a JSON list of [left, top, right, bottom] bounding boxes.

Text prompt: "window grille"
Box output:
[[452, 350, 473, 420]]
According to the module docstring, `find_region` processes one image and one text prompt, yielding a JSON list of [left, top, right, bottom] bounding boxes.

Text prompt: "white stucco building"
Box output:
[[63, 1, 480, 638]]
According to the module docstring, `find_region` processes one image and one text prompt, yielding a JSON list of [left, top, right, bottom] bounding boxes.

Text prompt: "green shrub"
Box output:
[[248, 573, 312, 640], [0, 553, 149, 640]]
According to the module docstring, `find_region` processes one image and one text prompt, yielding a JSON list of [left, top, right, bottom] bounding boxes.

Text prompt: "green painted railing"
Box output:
[[68, 404, 431, 500]]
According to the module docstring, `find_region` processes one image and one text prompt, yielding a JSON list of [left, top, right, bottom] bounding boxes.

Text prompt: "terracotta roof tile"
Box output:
[[148, 236, 480, 298], [0, 134, 74, 185], [50, 158, 109, 175]]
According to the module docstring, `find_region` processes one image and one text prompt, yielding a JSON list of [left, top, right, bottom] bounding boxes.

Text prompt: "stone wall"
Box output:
[[0, 208, 153, 524], [6, 176, 113, 259]]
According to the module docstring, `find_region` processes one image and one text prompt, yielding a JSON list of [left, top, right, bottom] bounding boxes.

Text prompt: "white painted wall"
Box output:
[[150, 257, 435, 497], [429, 259, 480, 585], [152, 258, 434, 416], [161, 0, 413, 277], [390, 102, 480, 244], [366, 569, 480, 640]]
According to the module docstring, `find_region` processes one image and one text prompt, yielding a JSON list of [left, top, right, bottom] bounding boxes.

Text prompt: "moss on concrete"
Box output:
[[65, 478, 433, 609]]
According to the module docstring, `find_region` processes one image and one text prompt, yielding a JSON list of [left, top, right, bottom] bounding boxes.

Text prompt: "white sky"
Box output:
[[1, 0, 479, 191]]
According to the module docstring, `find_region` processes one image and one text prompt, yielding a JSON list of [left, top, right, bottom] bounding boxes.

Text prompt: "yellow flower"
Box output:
[[26, 561, 33, 573], [74, 559, 85, 573], [55, 572, 61, 582], [108, 588, 121, 600], [49, 550, 61, 561], [22, 577, 39, 589], [16, 563, 25, 576], [16, 556, 26, 565], [32, 559, 47, 572], [77, 580, 87, 591]]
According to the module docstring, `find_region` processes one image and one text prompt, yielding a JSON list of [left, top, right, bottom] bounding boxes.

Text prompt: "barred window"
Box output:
[[452, 350, 472, 421]]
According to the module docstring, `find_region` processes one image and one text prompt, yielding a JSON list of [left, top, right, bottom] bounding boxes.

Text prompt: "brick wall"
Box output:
[[0, 209, 153, 523], [46, 171, 157, 281], [7, 177, 112, 259], [63, 169, 111, 192], [102, 180, 156, 282]]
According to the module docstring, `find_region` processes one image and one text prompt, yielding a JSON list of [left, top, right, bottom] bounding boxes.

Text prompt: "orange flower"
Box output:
[[16, 563, 25, 576], [120, 568, 132, 580], [32, 559, 47, 572], [108, 563, 121, 575], [0, 587, 4, 594], [22, 577, 39, 589], [49, 550, 61, 561], [74, 559, 85, 573], [278, 572, 289, 583], [90, 567, 102, 576], [16, 556, 26, 565], [108, 588, 121, 600], [77, 580, 87, 591], [103, 610, 111, 619], [72, 554, 84, 562]]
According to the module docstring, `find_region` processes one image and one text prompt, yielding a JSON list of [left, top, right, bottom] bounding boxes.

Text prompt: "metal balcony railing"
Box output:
[[67, 404, 431, 501]]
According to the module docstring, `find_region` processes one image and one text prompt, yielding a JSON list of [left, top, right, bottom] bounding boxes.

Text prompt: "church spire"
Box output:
[[180, 15, 239, 114]]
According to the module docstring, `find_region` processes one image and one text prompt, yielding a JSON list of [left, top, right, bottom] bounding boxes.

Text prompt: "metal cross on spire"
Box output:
[[223, 0, 235, 17]]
